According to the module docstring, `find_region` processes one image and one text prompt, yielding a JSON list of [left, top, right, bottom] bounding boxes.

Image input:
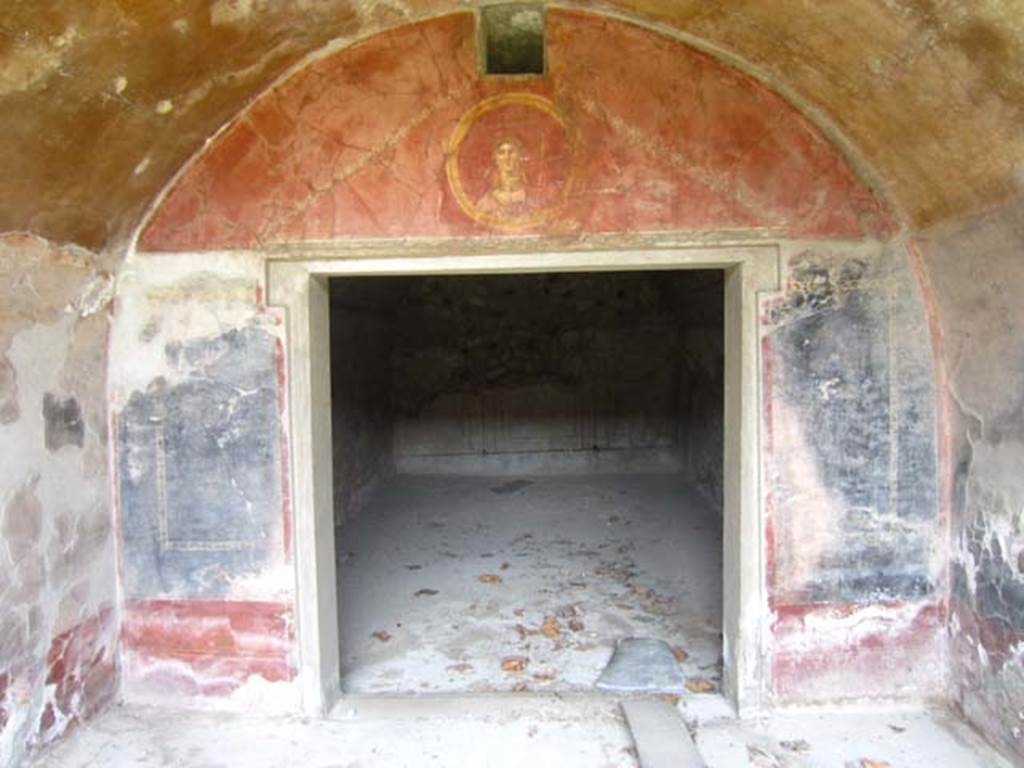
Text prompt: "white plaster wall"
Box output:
[[0, 234, 118, 768]]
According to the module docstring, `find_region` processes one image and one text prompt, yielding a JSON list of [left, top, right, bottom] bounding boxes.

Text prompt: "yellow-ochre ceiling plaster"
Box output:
[[2, 0, 1022, 249]]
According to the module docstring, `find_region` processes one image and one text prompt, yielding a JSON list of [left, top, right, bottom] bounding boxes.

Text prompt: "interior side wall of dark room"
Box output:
[[667, 274, 725, 509], [329, 280, 400, 527]]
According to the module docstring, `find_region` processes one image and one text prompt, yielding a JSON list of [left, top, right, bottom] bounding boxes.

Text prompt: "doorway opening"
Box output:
[[328, 270, 724, 694], [268, 245, 774, 715]]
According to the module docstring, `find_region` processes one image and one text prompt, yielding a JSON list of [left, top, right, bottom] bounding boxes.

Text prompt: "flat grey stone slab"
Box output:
[[595, 637, 685, 694], [622, 700, 706, 768]]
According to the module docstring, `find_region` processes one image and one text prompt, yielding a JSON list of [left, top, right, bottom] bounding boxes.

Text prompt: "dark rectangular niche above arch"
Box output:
[[481, 3, 546, 75]]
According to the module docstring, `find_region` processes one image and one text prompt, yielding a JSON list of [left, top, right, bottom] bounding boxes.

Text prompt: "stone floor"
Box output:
[[34, 473, 1013, 767], [336, 473, 723, 693], [690, 703, 1013, 767], [33, 697, 1011, 767]]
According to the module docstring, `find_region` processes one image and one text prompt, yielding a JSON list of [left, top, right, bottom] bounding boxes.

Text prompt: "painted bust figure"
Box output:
[[476, 137, 528, 217]]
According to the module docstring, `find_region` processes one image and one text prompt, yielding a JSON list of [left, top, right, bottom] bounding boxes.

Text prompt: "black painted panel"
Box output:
[[118, 327, 283, 598], [769, 251, 938, 604]]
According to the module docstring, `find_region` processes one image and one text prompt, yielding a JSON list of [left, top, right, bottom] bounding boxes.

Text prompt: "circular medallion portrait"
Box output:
[[446, 93, 575, 231]]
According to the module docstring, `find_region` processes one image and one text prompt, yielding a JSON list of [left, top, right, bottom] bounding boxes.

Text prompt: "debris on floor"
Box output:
[[515, 623, 534, 640], [685, 677, 717, 694], [779, 739, 810, 753], [541, 616, 561, 637], [338, 475, 723, 694], [595, 637, 686, 693], [501, 655, 528, 672], [371, 630, 391, 642]]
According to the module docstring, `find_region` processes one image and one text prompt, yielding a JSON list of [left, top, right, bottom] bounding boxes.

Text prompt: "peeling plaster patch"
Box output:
[[0, 234, 109, 339], [0, 354, 19, 424], [109, 252, 268, 405], [952, 593, 1024, 758], [42, 395, 84, 452], [0, 233, 118, 767], [122, 652, 299, 713], [134, 157, 151, 176], [32, 610, 117, 751], [139, 319, 160, 343], [70, 272, 114, 318], [0, 29, 75, 95], [155, 100, 174, 115], [786, 601, 930, 649], [212, 0, 258, 26], [772, 600, 944, 703], [210, 0, 362, 27], [223, 562, 293, 602], [59, 314, 112, 441], [221, 671, 299, 712], [2, 474, 42, 563], [952, 471, 1024, 659], [112, 76, 127, 95]]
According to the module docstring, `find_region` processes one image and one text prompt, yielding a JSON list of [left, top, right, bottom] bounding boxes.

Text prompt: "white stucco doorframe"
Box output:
[[268, 244, 780, 718]]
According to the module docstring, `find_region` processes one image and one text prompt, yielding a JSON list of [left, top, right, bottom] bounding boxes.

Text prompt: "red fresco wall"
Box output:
[[133, 11, 935, 707], [122, 600, 295, 699], [140, 10, 893, 252], [34, 610, 117, 750]]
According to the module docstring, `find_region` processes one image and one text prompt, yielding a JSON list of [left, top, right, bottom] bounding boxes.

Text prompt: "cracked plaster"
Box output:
[[917, 195, 1024, 762], [0, 234, 118, 768], [138, 12, 894, 251], [2, 2, 1024, 249]]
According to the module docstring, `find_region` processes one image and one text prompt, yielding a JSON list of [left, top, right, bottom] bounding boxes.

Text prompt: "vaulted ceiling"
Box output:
[[3, 0, 1022, 250]]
